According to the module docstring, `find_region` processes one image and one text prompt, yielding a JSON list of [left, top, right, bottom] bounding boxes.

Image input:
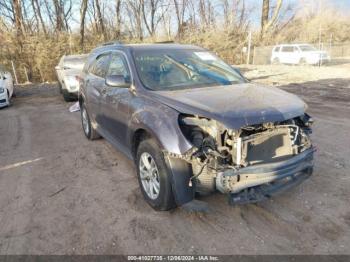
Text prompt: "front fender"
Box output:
[[128, 104, 192, 155]]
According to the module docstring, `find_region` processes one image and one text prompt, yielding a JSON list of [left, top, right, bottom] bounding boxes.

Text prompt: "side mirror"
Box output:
[[105, 75, 130, 88]]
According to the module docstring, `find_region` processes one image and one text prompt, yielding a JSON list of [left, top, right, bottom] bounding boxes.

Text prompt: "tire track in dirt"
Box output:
[[0, 105, 36, 254]]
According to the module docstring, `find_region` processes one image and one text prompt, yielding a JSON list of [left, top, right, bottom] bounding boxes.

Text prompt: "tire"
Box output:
[[299, 58, 307, 65], [136, 138, 176, 211], [6, 89, 11, 107], [62, 89, 75, 102], [80, 102, 100, 140], [272, 58, 280, 64], [58, 82, 63, 94]]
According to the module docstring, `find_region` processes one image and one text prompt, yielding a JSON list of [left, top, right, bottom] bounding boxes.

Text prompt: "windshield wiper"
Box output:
[[164, 55, 197, 78], [164, 55, 224, 85]]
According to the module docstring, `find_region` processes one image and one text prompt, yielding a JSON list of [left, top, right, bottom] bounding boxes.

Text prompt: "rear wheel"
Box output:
[[80, 102, 100, 140], [272, 57, 280, 64], [299, 58, 307, 65], [136, 139, 176, 211]]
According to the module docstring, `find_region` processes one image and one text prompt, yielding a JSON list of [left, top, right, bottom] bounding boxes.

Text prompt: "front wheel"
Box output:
[[136, 139, 176, 211], [6, 89, 11, 107], [58, 82, 63, 94]]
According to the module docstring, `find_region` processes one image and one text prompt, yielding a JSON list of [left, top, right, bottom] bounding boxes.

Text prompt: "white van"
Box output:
[[271, 44, 330, 65]]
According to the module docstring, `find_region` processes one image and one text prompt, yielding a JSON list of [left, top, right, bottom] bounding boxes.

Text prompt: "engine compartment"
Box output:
[[177, 114, 313, 194]]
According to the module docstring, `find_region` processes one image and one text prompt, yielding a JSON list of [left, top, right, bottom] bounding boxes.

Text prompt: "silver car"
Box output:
[[55, 54, 87, 101]]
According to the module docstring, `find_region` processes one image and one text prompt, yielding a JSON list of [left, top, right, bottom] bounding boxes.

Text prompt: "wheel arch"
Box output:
[[131, 128, 153, 159], [128, 108, 192, 157]]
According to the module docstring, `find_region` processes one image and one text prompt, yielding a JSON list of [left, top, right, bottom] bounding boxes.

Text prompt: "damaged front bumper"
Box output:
[[219, 147, 315, 205]]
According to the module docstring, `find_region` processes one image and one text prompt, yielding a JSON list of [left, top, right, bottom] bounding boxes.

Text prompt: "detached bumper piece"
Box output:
[[228, 148, 314, 205]]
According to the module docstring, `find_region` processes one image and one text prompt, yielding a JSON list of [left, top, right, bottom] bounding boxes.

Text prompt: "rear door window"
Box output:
[[281, 46, 294, 52]]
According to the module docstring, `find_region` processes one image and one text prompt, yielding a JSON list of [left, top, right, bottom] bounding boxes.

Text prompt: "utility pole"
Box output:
[[11, 60, 18, 85], [246, 31, 252, 65]]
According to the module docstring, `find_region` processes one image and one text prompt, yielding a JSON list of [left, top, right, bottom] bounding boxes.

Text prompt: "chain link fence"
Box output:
[[251, 42, 350, 65], [1, 37, 350, 84]]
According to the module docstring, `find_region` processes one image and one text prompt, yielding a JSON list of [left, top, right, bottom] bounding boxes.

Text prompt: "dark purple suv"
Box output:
[[79, 42, 314, 211]]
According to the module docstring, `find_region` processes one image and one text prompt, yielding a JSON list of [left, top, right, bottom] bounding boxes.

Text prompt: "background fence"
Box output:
[[1, 40, 350, 84], [252, 42, 350, 65]]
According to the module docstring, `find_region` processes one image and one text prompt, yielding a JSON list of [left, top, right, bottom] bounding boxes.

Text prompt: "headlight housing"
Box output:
[[178, 114, 221, 149], [0, 87, 4, 94], [64, 76, 78, 89]]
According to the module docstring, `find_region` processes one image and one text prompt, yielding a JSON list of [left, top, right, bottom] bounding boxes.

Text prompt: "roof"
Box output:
[[91, 43, 204, 54], [125, 43, 204, 51], [274, 43, 313, 47]]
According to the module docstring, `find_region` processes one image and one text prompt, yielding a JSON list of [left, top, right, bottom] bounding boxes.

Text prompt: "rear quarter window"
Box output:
[[274, 46, 280, 52], [281, 46, 294, 52], [88, 54, 110, 78]]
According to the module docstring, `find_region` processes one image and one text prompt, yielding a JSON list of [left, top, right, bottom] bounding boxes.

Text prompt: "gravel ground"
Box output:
[[0, 65, 349, 255]]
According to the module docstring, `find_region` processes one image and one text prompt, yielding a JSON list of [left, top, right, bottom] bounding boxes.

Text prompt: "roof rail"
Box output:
[[154, 40, 175, 44], [101, 40, 123, 46]]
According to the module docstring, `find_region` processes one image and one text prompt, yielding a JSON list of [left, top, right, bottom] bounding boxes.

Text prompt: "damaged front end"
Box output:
[[168, 113, 314, 205]]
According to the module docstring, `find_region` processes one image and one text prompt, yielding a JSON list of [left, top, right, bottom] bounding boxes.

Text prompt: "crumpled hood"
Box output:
[[149, 83, 307, 129]]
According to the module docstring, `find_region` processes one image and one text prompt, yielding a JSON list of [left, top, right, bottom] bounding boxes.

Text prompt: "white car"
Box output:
[[0, 65, 14, 108], [55, 54, 87, 102], [271, 44, 331, 65]]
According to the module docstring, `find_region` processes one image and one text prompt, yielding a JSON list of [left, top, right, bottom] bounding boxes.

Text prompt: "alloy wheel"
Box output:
[[139, 152, 160, 200]]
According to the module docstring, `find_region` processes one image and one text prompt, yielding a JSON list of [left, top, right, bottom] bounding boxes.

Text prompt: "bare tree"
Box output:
[[95, 0, 107, 40], [52, 0, 65, 31], [173, 0, 187, 39], [0, 0, 15, 24], [198, 0, 214, 30], [141, 0, 168, 38], [261, 0, 283, 37], [125, 0, 143, 40], [80, 0, 88, 48], [31, 0, 47, 35], [13, 0, 25, 38], [115, 0, 122, 38]]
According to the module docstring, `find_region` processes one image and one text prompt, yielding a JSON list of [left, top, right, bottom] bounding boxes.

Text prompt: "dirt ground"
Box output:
[[0, 64, 350, 255]]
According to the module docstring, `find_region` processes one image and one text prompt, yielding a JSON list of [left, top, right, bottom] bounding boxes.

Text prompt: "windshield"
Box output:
[[63, 55, 87, 70], [132, 49, 246, 91], [299, 45, 317, 51]]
